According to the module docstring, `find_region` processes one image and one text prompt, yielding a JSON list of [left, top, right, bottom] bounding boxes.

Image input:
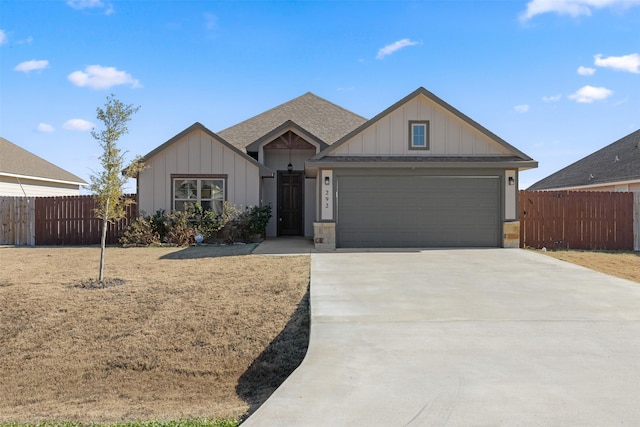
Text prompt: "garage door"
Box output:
[[337, 175, 500, 248]]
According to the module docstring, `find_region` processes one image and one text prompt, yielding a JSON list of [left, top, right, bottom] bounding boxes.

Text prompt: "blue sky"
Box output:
[[2, 0, 639, 192]]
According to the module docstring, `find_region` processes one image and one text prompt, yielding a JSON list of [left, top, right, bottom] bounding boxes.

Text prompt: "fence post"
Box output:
[[634, 192, 640, 252]]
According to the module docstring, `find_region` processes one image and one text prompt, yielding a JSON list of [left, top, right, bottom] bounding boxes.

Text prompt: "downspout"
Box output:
[[16, 177, 28, 197]]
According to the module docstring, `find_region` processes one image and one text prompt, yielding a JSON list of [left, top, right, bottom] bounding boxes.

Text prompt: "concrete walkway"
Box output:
[[243, 249, 640, 426], [251, 236, 314, 255]]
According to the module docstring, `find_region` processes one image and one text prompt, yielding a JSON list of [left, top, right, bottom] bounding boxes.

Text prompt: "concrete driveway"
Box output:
[[243, 249, 640, 426]]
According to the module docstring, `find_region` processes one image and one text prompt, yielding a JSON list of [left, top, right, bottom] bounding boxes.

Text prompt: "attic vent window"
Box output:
[[408, 120, 430, 151]]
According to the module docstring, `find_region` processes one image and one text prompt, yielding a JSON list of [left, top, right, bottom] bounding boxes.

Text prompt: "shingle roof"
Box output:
[[0, 137, 87, 185], [217, 92, 367, 150], [528, 129, 640, 190]]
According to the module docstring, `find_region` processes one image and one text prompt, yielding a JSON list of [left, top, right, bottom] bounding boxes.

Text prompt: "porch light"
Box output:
[[324, 176, 331, 185], [508, 176, 515, 186], [287, 162, 293, 172]]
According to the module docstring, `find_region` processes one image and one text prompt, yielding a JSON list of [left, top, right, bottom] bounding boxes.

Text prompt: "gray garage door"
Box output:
[[337, 175, 501, 248]]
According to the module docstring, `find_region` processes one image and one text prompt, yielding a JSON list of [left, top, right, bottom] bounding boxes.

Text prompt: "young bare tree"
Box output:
[[90, 94, 141, 282]]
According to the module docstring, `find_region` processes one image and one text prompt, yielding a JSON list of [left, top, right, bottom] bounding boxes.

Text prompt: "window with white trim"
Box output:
[[409, 120, 430, 150], [173, 176, 225, 213]]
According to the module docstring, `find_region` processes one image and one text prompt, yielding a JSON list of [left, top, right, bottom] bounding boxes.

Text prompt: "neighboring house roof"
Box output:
[[0, 137, 87, 185], [310, 87, 536, 166], [217, 92, 367, 150], [528, 128, 640, 190], [138, 122, 273, 177]]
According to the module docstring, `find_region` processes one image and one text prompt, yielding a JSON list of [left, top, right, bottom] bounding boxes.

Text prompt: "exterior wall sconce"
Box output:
[[508, 176, 515, 186], [287, 163, 293, 172], [324, 176, 330, 185]]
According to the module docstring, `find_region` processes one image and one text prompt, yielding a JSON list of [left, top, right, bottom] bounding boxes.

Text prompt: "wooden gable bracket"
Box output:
[[263, 131, 316, 150]]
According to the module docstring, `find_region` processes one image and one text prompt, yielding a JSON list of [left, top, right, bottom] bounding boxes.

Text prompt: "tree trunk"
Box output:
[[98, 198, 109, 282]]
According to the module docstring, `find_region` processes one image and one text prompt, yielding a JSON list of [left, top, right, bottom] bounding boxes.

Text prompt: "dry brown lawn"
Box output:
[[536, 249, 640, 283], [0, 246, 310, 423], [1, 246, 637, 424]]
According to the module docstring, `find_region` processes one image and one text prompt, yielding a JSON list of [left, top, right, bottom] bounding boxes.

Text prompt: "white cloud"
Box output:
[[67, 0, 102, 9], [594, 53, 640, 73], [67, 0, 114, 14], [67, 65, 141, 89], [577, 65, 596, 75], [63, 119, 94, 131], [542, 94, 562, 102], [37, 123, 54, 133], [568, 85, 613, 103], [520, 0, 640, 20], [514, 104, 530, 113], [17, 36, 33, 45], [376, 39, 419, 60], [14, 59, 49, 73], [0, 30, 7, 45]]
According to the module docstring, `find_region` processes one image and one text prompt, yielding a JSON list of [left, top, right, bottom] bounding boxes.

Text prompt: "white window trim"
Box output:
[[408, 120, 430, 151]]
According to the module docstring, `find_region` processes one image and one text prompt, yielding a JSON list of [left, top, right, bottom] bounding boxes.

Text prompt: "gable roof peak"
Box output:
[[313, 86, 534, 162], [217, 91, 367, 150], [136, 122, 273, 177]]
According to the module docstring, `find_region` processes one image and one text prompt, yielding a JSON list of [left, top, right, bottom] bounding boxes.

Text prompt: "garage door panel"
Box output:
[[337, 175, 500, 248]]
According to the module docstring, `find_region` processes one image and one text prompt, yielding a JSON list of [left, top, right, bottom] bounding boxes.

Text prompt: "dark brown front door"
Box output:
[[278, 171, 304, 236]]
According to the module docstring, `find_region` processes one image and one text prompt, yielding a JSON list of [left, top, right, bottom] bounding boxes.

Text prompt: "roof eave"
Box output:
[[305, 159, 538, 170], [0, 172, 87, 186], [529, 177, 640, 191]]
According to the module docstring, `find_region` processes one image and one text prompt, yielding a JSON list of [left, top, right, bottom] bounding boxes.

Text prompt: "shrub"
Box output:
[[119, 215, 160, 246], [245, 204, 272, 237], [119, 203, 272, 247], [165, 209, 195, 246]]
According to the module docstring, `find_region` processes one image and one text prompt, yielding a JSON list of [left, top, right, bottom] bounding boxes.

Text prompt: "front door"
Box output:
[[277, 171, 304, 236]]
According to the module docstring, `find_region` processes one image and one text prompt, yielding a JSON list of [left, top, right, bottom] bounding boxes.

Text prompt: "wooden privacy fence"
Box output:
[[0, 195, 136, 246], [1, 197, 36, 245], [519, 190, 636, 250]]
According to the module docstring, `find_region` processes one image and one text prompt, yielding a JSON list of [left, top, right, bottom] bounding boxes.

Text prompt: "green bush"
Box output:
[[119, 203, 272, 247], [245, 205, 272, 237]]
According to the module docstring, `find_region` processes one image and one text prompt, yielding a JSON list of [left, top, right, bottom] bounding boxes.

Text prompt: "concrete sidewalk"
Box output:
[[242, 249, 640, 426], [251, 236, 314, 255]]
